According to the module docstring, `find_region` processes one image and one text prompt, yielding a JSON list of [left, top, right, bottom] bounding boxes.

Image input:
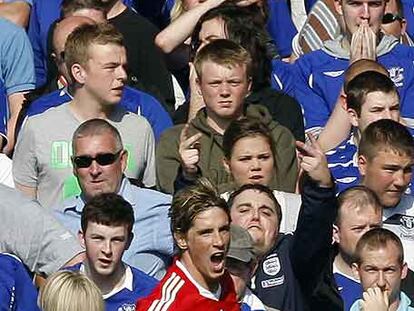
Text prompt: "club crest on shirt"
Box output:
[[388, 67, 404, 87], [118, 303, 135, 311], [263, 255, 281, 276]]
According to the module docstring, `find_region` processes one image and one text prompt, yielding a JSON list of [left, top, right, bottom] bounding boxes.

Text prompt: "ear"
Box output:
[[334, 0, 343, 15], [71, 63, 87, 84], [401, 19, 407, 35], [333, 224, 340, 244], [195, 76, 202, 96], [120, 149, 128, 173], [351, 263, 361, 280], [71, 156, 78, 177], [347, 108, 359, 127], [223, 157, 231, 174], [358, 155, 368, 177], [174, 232, 188, 251], [126, 232, 134, 250], [247, 77, 253, 93], [78, 230, 86, 249], [339, 92, 347, 111], [401, 262, 408, 280], [51, 52, 57, 63]]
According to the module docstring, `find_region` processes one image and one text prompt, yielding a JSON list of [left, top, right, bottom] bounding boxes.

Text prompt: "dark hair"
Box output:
[[61, 0, 107, 18], [336, 185, 382, 225], [193, 39, 252, 81], [81, 193, 134, 234], [345, 71, 397, 117], [170, 178, 229, 236], [354, 228, 404, 264], [190, 4, 271, 90], [358, 119, 414, 161], [223, 117, 274, 159], [228, 183, 282, 227]]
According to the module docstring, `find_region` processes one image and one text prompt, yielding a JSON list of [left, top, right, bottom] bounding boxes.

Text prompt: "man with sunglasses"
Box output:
[[54, 118, 173, 280], [13, 23, 156, 209], [381, 0, 412, 44]]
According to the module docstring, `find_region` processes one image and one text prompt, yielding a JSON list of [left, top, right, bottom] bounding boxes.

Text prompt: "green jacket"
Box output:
[[156, 104, 298, 194]]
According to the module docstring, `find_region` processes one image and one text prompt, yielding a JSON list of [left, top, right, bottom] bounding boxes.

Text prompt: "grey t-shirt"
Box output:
[[0, 184, 83, 276], [13, 102, 156, 208]]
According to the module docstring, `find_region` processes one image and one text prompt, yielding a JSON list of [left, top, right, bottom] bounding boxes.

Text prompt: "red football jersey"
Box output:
[[136, 260, 240, 311]]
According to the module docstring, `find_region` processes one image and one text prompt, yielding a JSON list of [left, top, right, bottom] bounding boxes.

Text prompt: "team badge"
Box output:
[[263, 256, 281, 276], [118, 304, 135, 311], [388, 67, 404, 87]]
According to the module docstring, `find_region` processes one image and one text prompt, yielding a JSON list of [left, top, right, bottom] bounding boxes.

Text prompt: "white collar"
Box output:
[[80, 263, 133, 298], [332, 262, 360, 283], [176, 260, 222, 301]]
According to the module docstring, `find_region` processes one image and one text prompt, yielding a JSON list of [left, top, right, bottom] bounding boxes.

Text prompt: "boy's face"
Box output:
[[334, 0, 386, 39], [197, 60, 251, 122], [348, 90, 400, 132], [353, 243, 407, 305], [359, 149, 412, 207], [79, 222, 131, 277]]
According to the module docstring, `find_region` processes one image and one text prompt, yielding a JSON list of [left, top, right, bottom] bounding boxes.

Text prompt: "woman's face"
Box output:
[[197, 17, 227, 51], [225, 135, 275, 187]]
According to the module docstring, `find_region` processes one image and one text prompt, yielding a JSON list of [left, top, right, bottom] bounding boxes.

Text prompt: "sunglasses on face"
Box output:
[[72, 150, 123, 168], [382, 13, 403, 24]]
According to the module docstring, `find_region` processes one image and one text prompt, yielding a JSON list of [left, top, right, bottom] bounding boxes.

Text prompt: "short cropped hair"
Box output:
[[39, 270, 104, 311], [358, 119, 414, 161], [228, 183, 282, 227], [354, 228, 404, 265], [345, 71, 397, 117], [81, 193, 134, 234], [336, 185, 382, 225], [193, 39, 252, 81], [65, 23, 124, 79], [61, 0, 107, 17], [170, 178, 229, 236], [72, 118, 123, 154], [223, 117, 274, 160]]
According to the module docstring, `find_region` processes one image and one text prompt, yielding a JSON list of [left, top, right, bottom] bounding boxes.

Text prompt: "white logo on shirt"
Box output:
[[263, 256, 281, 276]]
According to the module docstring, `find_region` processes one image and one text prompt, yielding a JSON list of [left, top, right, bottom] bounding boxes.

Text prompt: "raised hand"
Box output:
[[179, 123, 203, 179], [350, 21, 377, 63], [296, 133, 332, 188], [361, 287, 389, 311]]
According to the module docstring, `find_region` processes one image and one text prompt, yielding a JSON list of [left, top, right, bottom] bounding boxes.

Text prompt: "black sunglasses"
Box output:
[[72, 150, 123, 168], [382, 13, 403, 24]]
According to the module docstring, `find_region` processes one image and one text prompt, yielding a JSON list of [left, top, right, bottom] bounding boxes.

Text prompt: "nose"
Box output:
[[219, 83, 231, 97], [382, 109, 393, 120], [89, 160, 102, 177], [250, 158, 261, 171], [102, 240, 112, 256], [361, 3, 370, 19], [376, 271, 386, 290], [393, 170, 406, 188], [117, 65, 127, 82], [212, 231, 225, 248]]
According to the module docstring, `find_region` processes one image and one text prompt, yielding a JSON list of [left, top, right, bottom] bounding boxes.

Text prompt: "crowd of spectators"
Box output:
[[1, 0, 414, 310]]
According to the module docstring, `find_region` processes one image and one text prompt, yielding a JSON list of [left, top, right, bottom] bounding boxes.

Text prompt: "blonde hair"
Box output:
[[170, 0, 185, 22], [39, 270, 104, 311]]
